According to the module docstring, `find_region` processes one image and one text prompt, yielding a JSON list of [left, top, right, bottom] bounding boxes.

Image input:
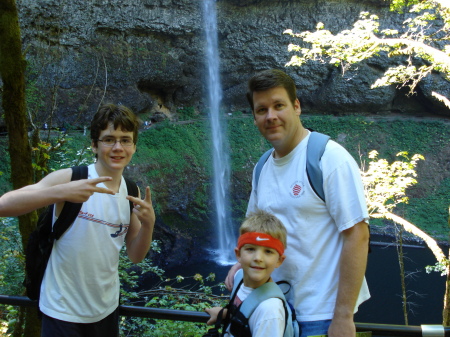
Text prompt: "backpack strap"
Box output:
[[124, 176, 139, 214], [306, 131, 330, 202], [52, 166, 88, 240], [238, 282, 286, 317], [254, 131, 330, 202], [254, 148, 273, 192], [238, 280, 292, 337]]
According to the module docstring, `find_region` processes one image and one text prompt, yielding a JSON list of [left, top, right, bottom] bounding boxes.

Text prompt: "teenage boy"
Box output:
[[225, 69, 370, 337], [206, 210, 288, 337], [0, 103, 155, 337]]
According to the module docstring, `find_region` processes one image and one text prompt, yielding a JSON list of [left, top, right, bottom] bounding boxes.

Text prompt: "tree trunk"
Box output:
[[0, 0, 40, 335], [395, 225, 409, 325], [443, 206, 450, 326]]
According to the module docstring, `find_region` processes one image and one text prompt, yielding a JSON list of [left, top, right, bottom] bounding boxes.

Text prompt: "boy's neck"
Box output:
[[243, 276, 273, 289], [94, 162, 124, 192]]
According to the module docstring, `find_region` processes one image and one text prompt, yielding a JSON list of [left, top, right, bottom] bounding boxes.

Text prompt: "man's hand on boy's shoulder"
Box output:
[[225, 263, 242, 291], [127, 186, 155, 228]]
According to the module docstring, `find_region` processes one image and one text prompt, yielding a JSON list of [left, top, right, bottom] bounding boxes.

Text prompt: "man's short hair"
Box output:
[[240, 210, 288, 249], [90, 103, 140, 147], [246, 69, 298, 111]]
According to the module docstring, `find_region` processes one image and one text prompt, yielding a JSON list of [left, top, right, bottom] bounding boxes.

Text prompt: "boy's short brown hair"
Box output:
[[90, 103, 140, 147], [240, 210, 287, 249]]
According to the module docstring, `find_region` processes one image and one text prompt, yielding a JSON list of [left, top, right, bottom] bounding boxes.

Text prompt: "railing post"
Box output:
[[421, 325, 445, 337]]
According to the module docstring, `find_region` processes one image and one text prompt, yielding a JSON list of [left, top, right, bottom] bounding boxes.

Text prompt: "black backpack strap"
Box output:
[[52, 166, 88, 240], [124, 177, 139, 214]]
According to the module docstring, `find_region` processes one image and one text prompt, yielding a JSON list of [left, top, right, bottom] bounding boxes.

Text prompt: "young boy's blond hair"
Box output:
[[239, 210, 287, 250]]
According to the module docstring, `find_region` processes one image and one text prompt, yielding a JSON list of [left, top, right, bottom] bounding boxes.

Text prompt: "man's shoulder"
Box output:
[[322, 140, 357, 166]]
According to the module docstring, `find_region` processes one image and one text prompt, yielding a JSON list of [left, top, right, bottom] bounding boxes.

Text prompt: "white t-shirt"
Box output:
[[225, 277, 286, 337], [39, 164, 131, 323], [247, 131, 370, 321]]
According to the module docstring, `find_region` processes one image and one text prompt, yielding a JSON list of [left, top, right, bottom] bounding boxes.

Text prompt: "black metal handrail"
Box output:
[[1, 295, 449, 336]]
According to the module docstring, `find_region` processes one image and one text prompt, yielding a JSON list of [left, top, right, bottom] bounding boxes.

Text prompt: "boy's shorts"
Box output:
[[41, 307, 119, 337]]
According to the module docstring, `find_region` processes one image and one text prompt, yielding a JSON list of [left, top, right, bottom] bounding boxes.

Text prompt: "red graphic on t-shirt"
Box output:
[[292, 184, 302, 196]]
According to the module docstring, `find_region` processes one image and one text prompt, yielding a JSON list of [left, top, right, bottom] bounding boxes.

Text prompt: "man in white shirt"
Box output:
[[226, 69, 370, 337]]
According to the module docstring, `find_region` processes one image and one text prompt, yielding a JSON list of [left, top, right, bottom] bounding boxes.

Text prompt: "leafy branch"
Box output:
[[285, 1, 450, 107]]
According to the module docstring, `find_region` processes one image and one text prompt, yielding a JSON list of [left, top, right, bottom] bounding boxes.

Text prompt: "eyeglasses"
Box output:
[[97, 137, 134, 147]]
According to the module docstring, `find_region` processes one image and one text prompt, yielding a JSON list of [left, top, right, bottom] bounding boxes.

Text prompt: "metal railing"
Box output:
[[1, 295, 449, 336]]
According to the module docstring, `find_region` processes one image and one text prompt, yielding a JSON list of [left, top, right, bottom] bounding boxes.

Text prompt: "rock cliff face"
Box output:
[[15, 0, 449, 128]]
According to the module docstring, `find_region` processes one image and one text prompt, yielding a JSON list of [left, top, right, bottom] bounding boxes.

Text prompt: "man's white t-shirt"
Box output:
[[247, 131, 370, 321]]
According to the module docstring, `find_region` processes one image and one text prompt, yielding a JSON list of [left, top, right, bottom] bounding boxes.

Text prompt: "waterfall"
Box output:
[[202, 0, 236, 265]]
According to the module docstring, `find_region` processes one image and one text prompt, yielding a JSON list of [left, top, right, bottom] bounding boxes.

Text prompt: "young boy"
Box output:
[[0, 103, 155, 337], [206, 210, 287, 337]]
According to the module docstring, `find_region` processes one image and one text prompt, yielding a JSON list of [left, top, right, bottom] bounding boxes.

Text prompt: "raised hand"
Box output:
[[127, 186, 155, 228], [63, 177, 115, 203], [0, 173, 116, 217]]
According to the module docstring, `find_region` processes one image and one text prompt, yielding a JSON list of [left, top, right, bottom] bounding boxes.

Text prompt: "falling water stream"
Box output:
[[202, 0, 236, 265]]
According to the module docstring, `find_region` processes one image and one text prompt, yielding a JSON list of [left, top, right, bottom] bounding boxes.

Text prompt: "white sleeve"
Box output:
[[249, 298, 285, 337], [322, 141, 369, 231]]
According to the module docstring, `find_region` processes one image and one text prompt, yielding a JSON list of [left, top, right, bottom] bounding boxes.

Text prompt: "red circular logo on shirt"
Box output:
[[290, 181, 305, 198]]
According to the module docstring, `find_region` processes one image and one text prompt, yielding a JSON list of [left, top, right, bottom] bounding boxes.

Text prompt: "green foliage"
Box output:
[[300, 115, 450, 238], [227, 117, 270, 172], [0, 217, 23, 336], [285, 2, 450, 100], [120, 269, 227, 337], [0, 218, 23, 296], [47, 133, 94, 170], [361, 150, 424, 215], [134, 122, 211, 224], [177, 107, 199, 121], [388, 0, 422, 13], [119, 241, 165, 302], [25, 59, 46, 118], [0, 138, 11, 194], [405, 177, 450, 236]]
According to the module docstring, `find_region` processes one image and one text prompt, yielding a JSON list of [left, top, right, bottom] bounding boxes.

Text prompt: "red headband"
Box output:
[[237, 232, 284, 256]]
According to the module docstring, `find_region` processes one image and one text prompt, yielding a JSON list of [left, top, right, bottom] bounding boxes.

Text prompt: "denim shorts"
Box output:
[[299, 319, 332, 337]]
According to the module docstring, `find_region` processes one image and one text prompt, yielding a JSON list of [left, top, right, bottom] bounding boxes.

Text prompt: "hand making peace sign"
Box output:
[[127, 186, 155, 229]]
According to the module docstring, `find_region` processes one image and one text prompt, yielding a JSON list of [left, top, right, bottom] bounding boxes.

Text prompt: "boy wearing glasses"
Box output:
[[0, 103, 155, 336]]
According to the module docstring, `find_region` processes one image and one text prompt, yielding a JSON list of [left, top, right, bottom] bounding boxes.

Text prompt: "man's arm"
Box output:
[[0, 168, 115, 217], [125, 186, 155, 264], [328, 221, 369, 337]]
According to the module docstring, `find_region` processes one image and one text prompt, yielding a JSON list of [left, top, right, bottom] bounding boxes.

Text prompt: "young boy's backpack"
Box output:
[[23, 166, 138, 301], [204, 269, 300, 337], [254, 131, 329, 202]]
